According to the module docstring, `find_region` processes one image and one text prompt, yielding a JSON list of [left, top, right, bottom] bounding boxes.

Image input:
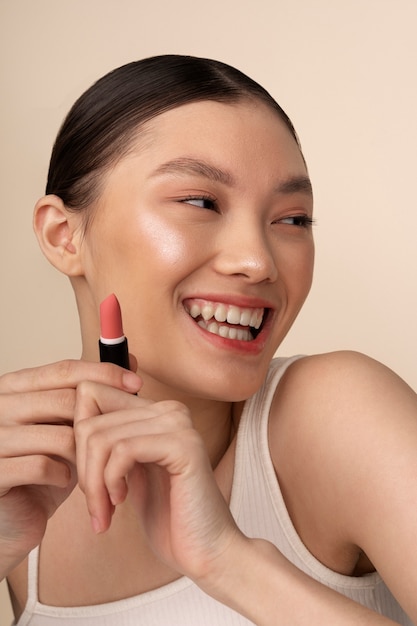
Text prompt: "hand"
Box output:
[[0, 359, 141, 573], [74, 381, 242, 584]]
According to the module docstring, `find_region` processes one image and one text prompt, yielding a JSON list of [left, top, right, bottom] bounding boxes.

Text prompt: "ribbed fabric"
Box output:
[[15, 356, 413, 625]]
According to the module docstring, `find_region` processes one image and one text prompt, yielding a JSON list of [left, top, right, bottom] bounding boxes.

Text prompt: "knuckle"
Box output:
[[160, 399, 186, 413], [57, 388, 76, 415], [183, 427, 203, 447], [76, 380, 95, 399], [85, 428, 109, 455], [74, 416, 94, 440], [31, 455, 55, 481], [113, 438, 131, 457], [52, 425, 75, 454], [62, 424, 76, 447], [159, 400, 191, 423], [54, 359, 77, 383], [41, 389, 76, 420]]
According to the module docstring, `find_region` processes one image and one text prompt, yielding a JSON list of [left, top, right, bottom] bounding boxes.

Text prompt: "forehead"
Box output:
[[91, 99, 311, 223], [136, 99, 306, 173], [95, 99, 309, 208]]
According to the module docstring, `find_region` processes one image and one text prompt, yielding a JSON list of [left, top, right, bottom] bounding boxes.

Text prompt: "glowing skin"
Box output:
[[75, 100, 314, 403]]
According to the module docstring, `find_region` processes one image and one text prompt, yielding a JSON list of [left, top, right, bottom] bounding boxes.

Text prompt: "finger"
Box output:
[[0, 455, 74, 496], [0, 389, 76, 426], [129, 353, 138, 373], [76, 408, 186, 486], [104, 428, 203, 489], [74, 394, 185, 491], [77, 404, 191, 532], [77, 426, 115, 534], [74, 381, 153, 425], [75, 407, 164, 509], [73, 384, 152, 518], [0, 424, 75, 463], [100, 433, 184, 528], [92, 427, 202, 531], [0, 359, 142, 395], [83, 431, 147, 533]]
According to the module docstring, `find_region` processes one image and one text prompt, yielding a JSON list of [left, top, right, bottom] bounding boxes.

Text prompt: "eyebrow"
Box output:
[[150, 157, 234, 186], [150, 156, 313, 196], [277, 176, 313, 196]]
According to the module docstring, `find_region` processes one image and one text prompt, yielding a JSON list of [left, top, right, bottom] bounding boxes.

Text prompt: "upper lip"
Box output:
[[182, 294, 276, 310]]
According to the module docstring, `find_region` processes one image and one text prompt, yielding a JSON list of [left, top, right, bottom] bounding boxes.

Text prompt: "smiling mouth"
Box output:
[[184, 299, 267, 342]]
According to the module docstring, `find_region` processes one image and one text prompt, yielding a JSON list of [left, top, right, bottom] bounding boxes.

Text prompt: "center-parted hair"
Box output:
[[46, 54, 301, 212]]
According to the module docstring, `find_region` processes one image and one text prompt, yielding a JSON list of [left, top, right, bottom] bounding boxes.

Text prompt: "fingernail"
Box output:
[[122, 371, 141, 392], [91, 516, 103, 534], [109, 492, 120, 506]]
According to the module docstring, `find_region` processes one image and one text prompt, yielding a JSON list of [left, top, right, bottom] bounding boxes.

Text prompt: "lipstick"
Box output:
[[99, 293, 130, 369]]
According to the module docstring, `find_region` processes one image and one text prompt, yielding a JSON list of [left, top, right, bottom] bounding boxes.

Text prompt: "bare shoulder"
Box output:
[[269, 350, 416, 475], [272, 350, 415, 422], [268, 351, 417, 581]]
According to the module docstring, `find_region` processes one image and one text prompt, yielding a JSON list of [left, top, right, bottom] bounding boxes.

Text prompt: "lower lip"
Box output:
[[187, 315, 271, 355]]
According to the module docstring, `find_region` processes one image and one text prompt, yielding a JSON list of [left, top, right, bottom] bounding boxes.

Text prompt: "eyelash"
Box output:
[[278, 215, 316, 229], [181, 195, 218, 210], [180, 196, 315, 229]]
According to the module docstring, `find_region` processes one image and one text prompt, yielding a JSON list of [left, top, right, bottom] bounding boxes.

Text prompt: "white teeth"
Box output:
[[240, 309, 252, 326], [252, 310, 263, 330], [201, 303, 214, 321], [214, 303, 228, 323], [187, 299, 266, 341], [208, 321, 218, 334], [250, 310, 257, 328], [228, 327, 236, 340], [190, 303, 201, 319], [227, 306, 241, 325], [198, 318, 252, 342]]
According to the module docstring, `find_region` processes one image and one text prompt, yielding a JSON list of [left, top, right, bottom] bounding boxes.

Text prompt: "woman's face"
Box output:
[[80, 99, 314, 401]]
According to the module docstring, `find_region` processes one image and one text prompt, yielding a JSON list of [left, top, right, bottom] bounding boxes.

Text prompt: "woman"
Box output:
[[1, 55, 416, 625]]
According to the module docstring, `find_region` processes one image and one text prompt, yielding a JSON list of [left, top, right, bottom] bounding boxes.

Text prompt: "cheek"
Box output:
[[136, 213, 192, 267], [283, 241, 315, 301], [302, 243, 315, 286], [130, 211, 207, 271], [97, 210, 195, 276]]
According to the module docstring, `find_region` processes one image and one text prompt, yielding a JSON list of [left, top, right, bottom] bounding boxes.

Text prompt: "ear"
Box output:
[[33, 195, 85, 276]]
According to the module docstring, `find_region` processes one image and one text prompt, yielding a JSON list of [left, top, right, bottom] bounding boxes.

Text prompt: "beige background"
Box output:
[[1, 0, 416, 622]]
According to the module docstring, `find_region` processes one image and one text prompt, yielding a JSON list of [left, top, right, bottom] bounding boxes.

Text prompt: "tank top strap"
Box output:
[[229, 355, 304, 521], [241, 354, 304, 442], [26, 546, 40, 608]]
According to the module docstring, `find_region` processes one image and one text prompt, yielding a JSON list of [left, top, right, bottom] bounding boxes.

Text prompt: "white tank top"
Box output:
[[15, 356, 413, 625]]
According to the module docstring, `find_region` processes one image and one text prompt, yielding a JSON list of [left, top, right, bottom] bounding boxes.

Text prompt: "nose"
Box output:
[[213, 218, 279, 284]]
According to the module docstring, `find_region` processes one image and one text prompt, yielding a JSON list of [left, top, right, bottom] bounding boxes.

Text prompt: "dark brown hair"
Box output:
[[46, 54, 301, 212]]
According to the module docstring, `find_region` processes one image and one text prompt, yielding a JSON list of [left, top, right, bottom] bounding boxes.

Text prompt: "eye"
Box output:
[[181, 195, 218, 211], [277, 215, 315, 228]]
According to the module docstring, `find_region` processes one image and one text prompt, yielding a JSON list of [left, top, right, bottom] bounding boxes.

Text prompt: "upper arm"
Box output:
[[269, 351, 417, 620]]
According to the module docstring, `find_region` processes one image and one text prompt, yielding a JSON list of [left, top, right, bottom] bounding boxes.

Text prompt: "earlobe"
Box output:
[[33, 195, 84, 276]]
